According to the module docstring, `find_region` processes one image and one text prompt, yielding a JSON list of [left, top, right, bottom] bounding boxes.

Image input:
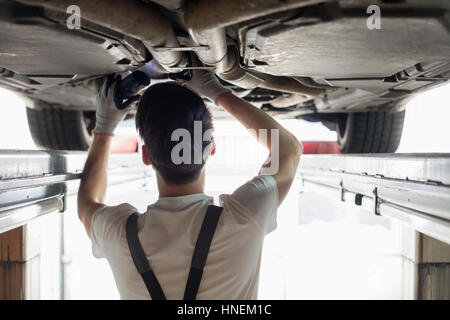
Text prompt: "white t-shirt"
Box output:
[[90, 175, 278, 300]]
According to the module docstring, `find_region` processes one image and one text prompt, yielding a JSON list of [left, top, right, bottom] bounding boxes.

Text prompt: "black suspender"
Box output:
[[125, 205, 223, 300], [126, 213, 166, 300], [184, 205, 222, 300]]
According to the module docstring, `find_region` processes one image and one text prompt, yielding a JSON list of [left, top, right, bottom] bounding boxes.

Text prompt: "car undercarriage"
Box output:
[[1, 0, 449, 151]]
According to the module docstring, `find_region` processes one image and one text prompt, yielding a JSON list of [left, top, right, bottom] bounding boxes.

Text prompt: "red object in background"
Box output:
[[110, 138, 340, 155], [111, 137, 139, 153], [301, 141, 341, 154]]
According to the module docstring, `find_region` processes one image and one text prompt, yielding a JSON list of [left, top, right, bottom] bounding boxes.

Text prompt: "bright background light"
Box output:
[[2, 82, 450, 152], [0, 83, 449, 299]]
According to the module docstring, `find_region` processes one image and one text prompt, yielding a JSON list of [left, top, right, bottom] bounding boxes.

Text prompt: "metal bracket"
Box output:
[[355, 193, 363, 206], [172, 66, 216, 70], [339, 180, 345, 202], [373, 187, 380, 216], [152, 46, 209, 52], [425, 179, 442, 186], [166, 66, 216, 74], [410, 76, 450, 81], [299, 173, 304, 187], [61, 184, 68, 213]]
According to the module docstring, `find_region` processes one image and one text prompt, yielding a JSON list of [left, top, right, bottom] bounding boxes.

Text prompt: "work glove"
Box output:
[[177, 57, 231, 104], [93, 75, 139, 135]]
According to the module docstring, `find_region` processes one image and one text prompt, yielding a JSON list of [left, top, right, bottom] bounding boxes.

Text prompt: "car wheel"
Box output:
[[336, 110, 405, 153], [26, 107, 95, 150]]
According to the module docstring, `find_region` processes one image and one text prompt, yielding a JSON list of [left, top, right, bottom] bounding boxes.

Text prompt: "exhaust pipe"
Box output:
[[18, 0, 184, 69], [185, 0, 326, 72], [219, 47, 324, 96], [258, 73, 325, 96], [218, 47, 263, 89]]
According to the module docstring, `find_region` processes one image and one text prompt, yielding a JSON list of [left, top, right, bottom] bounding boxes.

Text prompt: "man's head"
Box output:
[[135, 82, 214, 185]]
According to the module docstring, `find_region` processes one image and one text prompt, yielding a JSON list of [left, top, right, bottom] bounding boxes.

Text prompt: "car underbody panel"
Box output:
[[239, 1, 450, 114], [244, 11, 450, 79], [0, 1, 148, 109], [0, 0, 449, 142]]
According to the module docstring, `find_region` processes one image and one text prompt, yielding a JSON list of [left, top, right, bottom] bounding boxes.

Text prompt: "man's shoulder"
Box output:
[[91, 203, 138, 235], [219, 175, 277, 201], [94, 202, 137, 218], [218, 175, 278, 235]]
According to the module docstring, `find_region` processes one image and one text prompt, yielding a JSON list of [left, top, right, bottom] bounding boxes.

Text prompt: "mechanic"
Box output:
[[77, 68, 302, 299]]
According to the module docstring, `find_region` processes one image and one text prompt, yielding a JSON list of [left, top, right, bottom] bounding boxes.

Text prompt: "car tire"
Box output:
[[26, 107, 95, 150], [336, 110, 405, 153]]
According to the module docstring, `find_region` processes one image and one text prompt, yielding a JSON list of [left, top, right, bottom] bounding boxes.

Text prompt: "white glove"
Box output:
[[93, 76, 137, 135], [178, 60, 231, 104]]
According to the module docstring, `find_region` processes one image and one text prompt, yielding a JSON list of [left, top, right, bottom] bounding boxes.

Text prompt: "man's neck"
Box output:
[[156, 171, 205, 198]]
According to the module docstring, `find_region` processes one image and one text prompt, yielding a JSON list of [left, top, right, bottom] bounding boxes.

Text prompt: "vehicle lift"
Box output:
[[0, 149, 150, 299], [0, 150, 449, 299], [298, 153, 450, 299]]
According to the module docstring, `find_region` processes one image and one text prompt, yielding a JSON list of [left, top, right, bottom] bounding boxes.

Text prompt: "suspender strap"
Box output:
[[184, 205, 223, 300], [125, 205, 223, 300], [126, 212, 166, 300]]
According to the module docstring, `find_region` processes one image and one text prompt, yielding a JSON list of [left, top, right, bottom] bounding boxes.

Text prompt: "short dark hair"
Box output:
[[135, 82, 214, 185]]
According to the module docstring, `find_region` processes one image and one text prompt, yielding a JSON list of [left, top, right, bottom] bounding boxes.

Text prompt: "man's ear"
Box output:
[[141, 145, 152, 166], [210, 138, 216, 156]]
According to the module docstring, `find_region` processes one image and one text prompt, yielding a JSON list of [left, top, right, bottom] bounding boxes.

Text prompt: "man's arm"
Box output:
[[179, 67, 302, 206], [77, 134, 112, 237], [216, 92, 302, 206], [77, 78, 132, 237]]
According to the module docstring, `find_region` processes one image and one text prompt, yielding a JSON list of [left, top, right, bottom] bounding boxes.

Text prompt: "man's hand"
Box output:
[[93, 76, 133, 135], [178, 65, 230, 104]]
